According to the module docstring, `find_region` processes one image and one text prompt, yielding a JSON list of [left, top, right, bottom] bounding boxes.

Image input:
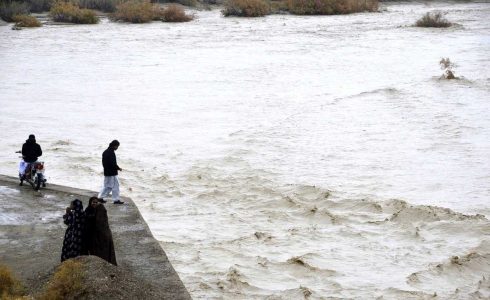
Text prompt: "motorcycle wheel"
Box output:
[[35, 174, 43, 190]]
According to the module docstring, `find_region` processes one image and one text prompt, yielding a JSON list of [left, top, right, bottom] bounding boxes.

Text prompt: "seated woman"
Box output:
[[61, 199, 85, 262], [84, 196, 117, 266]]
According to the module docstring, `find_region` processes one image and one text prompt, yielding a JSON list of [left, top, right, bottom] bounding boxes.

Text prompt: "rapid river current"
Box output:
[[1, 1, 490, 298]]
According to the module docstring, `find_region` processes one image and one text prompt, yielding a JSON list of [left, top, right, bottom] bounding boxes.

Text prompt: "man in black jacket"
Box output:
[[22, 134, 42, 163], [20, 134, 43, 180], [98, 140, 124, 205]]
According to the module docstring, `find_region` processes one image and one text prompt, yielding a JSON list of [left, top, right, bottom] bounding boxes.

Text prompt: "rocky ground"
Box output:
[[39, 255, 171, 299]]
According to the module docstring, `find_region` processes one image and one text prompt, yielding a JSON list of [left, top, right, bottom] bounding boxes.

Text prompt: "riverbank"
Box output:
[[0, 174, 191, 299]]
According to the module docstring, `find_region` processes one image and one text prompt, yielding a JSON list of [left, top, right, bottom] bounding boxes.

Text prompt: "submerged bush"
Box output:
[[440, 57, 457, 79], [415, 12, 451, 28], [39, 260, 85, 300], [287, 0, 378, 15], [222, 0, 270, 17], [0, 264, 26, 299], [0, 1, 30, 22], [74, 0, 123, 12], [49, 1, 99, 24], [111, 0, 161, 23], [13, 14, 42, 27], [161, 4, 193, 21]]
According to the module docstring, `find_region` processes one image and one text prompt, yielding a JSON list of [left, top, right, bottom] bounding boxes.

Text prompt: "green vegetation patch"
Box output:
[[13, 14, 42, 27], [287, 0, 378, 15], [0, 264, 26, 299], [49, 1, 99, 24], [222, 0, 270, 17], [38, 259, 86, 300], [161, 4, 194, 22], [111, 0, 161, 23]]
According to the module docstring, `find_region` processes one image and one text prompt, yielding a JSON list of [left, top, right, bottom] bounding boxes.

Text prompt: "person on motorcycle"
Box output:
[[20, 134, 42, 179]]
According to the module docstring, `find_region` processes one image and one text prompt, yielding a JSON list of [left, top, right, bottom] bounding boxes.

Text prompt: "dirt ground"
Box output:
[[0, 174, 191, 299]]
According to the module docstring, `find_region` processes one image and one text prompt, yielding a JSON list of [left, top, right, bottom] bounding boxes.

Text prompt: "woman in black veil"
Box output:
[[84, 196, 117, 265], [61, 199, 85, 262]]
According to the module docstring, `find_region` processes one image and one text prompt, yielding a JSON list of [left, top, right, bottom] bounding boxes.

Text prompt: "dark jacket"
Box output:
[[102, 148, 119, 176], [22, 139, 42, 163]]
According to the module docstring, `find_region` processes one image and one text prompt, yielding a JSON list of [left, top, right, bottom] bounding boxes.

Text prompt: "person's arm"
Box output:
[[21, 144, 26, 157], [115, 155, 122, 171], [37, 144, 42, 157], [63, 208, 73, 225]]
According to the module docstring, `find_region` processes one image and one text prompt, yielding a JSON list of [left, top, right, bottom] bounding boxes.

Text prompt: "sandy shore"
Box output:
[[0, 174, 191, 299]]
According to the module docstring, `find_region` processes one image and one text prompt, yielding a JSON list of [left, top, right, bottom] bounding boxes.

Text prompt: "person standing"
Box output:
[[61, 199, 86, 262], [83, 196, 117, 265], [82, 196, 98, 255], [98, 140, 124, 204]]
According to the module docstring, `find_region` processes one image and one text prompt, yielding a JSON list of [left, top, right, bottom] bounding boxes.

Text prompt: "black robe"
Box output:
[[61, 199, 85, 262], [91, 204, 117, 265], [82, 205, 96, 255]]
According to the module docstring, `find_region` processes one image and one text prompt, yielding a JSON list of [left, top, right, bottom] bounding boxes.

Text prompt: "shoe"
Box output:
[[98, 198, 107, 203], [113, 200, 125, 205]]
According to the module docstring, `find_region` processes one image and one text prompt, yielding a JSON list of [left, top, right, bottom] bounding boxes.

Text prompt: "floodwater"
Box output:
[[1, 1, 490, 298]]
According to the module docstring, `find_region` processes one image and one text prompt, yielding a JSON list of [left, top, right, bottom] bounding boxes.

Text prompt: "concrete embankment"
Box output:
[[0, 174, 191, 299]]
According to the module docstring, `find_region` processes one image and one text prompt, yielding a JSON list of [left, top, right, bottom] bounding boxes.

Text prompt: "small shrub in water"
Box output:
[[38, 259, 85, 300], [0, 1, 30, 22], [222, 0, 270, 17], [161, 4, 193, 22], [13, 14, 42, 27], [49, 1, 99, 24], [440, 57, 457, 79], [415, 12, 451, 28], [111, 0, 157, 23], [0, 264, 26, 298], [287, 0, 378, 15]]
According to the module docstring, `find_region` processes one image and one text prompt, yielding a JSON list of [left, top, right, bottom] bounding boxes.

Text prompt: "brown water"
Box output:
[[1, 1, 490, 298]]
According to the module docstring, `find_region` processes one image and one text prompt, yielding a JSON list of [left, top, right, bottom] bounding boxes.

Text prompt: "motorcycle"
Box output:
[[17, 152, 47, 190]]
